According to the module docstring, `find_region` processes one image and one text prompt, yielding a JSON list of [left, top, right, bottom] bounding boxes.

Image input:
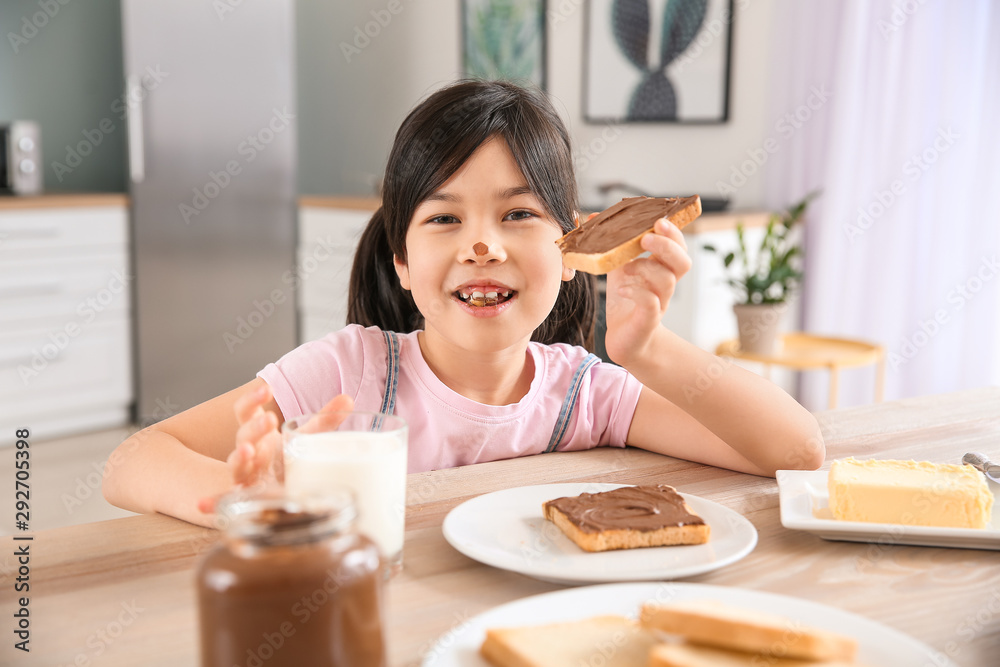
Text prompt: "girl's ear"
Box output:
[[393, 254, 411, 291]]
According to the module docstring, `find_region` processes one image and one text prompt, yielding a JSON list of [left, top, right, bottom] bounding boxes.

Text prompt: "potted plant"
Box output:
[[704, 192, 818, 354]]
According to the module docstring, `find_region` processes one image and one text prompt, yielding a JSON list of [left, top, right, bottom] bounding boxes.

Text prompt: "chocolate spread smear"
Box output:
[[559, 196, 700, 255], [545, 484, 705, 534]]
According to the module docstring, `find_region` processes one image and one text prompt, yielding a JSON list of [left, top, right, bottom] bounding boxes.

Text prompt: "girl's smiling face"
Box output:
[[393, 137, 574, 354]]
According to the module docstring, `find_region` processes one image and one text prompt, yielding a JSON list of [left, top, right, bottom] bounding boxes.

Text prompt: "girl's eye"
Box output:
[[504, 209, 535, 222], [428, 214, 459, 225]]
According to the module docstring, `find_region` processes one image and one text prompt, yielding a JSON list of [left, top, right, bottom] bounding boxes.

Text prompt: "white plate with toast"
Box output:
[[442, 483, 757, 584], [777, 470, 1000, 550], [420, 582, 955, 666]]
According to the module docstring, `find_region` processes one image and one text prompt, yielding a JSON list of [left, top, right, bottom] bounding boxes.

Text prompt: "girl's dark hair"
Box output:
[[348, 79, 596, 350]]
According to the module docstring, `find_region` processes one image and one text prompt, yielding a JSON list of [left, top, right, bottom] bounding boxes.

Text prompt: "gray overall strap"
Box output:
[[379, 330, 402, 416], [545, 353, 601, 453]]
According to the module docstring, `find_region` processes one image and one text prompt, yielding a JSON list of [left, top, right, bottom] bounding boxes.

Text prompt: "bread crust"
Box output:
[[649, 643, 857, 667], [640, 601, 858, 662], [480, 629, 537, 667], [542, 502, 710, 552], [560, 196, 702, 275]]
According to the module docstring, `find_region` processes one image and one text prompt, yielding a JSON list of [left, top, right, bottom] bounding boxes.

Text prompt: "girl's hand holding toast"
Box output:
[[604, 217, 691, 367]]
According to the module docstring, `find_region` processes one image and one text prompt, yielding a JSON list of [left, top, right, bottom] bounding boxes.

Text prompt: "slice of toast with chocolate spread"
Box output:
[[542, 484, 710, 552], [557, 195, 702, 275]]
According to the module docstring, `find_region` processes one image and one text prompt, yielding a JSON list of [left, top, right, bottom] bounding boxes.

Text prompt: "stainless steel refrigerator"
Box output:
[[122, 0, 297, 424]]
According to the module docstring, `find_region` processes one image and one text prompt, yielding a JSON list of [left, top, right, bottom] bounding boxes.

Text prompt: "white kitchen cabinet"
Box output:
[[296, 198, 377, 343], [0, 196, 132, 442]]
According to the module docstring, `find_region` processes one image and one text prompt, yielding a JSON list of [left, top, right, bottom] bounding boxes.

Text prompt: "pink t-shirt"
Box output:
[[257, 324, 642, 473]]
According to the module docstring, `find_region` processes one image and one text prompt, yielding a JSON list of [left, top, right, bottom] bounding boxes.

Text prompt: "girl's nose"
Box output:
[[461, 238, 506, 264]]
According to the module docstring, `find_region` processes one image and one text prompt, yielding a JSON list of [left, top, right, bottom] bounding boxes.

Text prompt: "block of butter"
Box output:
[[828, 457, 994, 529]]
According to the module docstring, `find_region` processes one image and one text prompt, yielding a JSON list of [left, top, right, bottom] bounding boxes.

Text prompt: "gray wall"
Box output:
[[0, 0, 126, 192], [296, 0, 405, 196], [295, 0, 462, 196]]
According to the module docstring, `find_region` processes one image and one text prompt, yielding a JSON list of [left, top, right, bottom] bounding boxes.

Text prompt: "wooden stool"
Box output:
[[715, 332, 885, 410]]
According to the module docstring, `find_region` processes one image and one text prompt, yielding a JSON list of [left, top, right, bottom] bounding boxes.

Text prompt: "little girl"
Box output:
[[103, 80, 823, 527]]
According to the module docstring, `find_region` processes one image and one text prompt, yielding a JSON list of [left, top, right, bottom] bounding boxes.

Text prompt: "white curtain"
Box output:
[[762, 0, 1000, 410]]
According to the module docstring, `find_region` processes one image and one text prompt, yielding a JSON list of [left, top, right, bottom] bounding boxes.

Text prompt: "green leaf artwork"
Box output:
[[464, 0, 543, 86]]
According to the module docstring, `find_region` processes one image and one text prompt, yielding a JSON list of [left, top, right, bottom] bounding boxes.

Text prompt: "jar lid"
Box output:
[[216, 484, 356, 546]]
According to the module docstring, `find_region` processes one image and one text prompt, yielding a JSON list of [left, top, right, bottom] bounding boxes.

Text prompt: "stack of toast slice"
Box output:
[[480, 600, 859, 667]]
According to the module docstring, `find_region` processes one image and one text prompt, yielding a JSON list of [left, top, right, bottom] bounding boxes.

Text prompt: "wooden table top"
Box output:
[[4, 387, 999, 666]]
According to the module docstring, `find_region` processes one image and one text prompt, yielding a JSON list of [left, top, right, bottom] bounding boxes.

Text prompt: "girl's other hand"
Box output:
[[228, 383, 284, 487], [196, 387, 355, 514], [604, 217, 692, 367]]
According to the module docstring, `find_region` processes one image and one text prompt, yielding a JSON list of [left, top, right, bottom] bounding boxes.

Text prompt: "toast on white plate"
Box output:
[[480, 615, 658, 667], [542, 485, 710, 552], [650, 643, 858, 666], [640, 601, 857, 663]]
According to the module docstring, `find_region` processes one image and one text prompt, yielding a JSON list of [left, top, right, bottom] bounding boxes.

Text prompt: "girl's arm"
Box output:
[[102, 377, 283, 527], [604, 218, 824, 476], [624, 336, 825, 476]]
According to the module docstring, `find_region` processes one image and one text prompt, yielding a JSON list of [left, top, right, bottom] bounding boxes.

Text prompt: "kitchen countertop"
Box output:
[[0, 193, 129, 210], [7, 387, 998, 666]]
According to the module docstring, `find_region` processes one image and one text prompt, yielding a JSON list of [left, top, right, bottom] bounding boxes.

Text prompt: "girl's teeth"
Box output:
[[459, 288, 513, 307]]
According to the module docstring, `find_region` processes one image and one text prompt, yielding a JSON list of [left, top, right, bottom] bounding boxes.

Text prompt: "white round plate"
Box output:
[[441, 483, 757, 585], [420, 582, 955, 667]]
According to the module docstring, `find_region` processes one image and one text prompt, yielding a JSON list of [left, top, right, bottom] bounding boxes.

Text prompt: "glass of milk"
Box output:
[[281, 411, 408, 577]]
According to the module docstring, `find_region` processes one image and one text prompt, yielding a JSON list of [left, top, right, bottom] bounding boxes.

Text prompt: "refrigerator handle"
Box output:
[[125, 75, 145, 184]]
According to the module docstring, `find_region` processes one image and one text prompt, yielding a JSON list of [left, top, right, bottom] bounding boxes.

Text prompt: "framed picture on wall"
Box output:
[[584, 0, 734, 123], [462, 0, 546, 90]]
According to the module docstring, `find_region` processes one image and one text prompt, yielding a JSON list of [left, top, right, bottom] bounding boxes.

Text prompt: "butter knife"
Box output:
[[962, 452, 1000, 483]]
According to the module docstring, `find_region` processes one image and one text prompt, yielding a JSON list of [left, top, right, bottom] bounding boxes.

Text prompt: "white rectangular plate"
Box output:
[[776, 470, 1000, 550]]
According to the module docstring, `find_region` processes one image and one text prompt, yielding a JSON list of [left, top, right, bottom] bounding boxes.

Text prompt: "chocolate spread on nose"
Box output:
[[543, 485, 705, 534], [473, 242, 489, 256], [197, 508, 386, 667], [558, 196, 700, 255]]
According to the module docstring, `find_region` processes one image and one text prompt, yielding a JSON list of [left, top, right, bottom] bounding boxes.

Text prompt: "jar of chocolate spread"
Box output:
[[196, 487, 386, 667]]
